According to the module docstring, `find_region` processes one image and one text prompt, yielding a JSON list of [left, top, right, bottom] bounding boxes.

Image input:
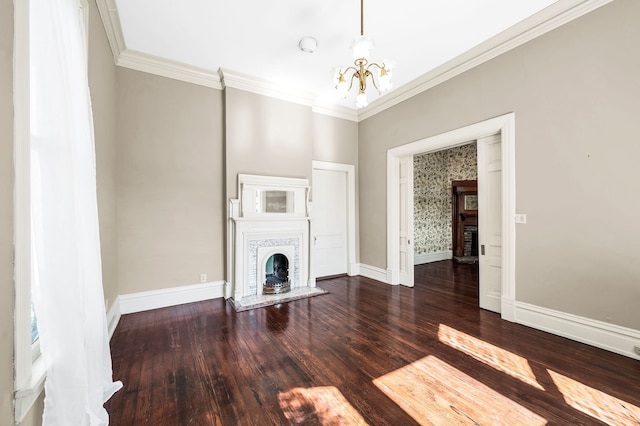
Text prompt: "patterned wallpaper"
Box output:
[[413, 143, 477, 255]]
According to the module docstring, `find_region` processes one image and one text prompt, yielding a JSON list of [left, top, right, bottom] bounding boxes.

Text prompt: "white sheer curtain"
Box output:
[[30, 0, 122, 424]]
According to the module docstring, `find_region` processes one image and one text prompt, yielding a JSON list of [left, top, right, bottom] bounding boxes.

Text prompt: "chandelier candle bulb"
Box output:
[[336, 74, 349, 98], [355, 92, 368, 108], [352, 35, 373, 61]]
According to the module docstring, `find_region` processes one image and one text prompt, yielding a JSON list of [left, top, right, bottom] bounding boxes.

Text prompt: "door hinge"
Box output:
[[481, 244, 485, 255]]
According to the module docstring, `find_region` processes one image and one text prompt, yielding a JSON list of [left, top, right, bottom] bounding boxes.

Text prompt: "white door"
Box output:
[[477, 133, 502, 313], [399, 156, 414, 287], [313, 169, 348, 277]]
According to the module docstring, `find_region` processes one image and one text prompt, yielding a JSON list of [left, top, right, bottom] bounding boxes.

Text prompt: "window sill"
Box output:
[[14, 355, 46, 423]]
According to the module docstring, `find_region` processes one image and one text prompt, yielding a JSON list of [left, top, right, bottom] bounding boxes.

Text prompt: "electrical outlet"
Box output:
[[200, 273, 207, 283], [634, 346, 640, 356], [514, 214, 527, 224]]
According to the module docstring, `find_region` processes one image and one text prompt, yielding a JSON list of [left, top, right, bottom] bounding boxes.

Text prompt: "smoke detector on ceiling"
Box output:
[[298, 37, 318, 54]]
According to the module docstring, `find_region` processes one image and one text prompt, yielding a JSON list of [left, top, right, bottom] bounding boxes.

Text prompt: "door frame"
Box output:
[[386, 113, 516, 321], [311, 161, 357, 277]]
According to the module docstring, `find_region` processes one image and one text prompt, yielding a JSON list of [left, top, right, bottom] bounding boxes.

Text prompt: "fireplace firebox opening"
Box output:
[[264, 253, 291, 294]]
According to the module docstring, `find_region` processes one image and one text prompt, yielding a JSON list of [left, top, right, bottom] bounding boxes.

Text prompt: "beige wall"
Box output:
[[117, 68, 225, 294], [89, 0, 119, 307], [224, 88, 314, 200], [224, 88, 359, 200], [311, 113, 359, 167], [224, 88, 359, 265], [0, 0, 14, 420], [359, 0, 640, 329]]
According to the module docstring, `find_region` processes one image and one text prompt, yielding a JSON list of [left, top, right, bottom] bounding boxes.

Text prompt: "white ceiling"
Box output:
[[112, 0, 571, 110]]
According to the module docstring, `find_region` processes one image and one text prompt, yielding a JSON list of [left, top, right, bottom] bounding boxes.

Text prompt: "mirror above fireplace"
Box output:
[[239, 174, 309, 218]]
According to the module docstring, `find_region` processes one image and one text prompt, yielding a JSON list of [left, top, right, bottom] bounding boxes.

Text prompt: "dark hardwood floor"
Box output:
[[106, 261, 640, 425]]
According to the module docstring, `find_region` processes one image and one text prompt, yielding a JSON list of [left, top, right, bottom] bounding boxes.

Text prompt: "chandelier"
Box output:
[[334, 0, 395, 108]]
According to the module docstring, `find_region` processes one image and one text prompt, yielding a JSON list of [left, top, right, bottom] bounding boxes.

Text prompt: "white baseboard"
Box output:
[[348, 262, 360, 276], [358, 263, 391, 284], [107, 299, 121, 340], [515, 301, 640, 360], [414, 251, 452, 265], [501, 296, 516, 323], [118, 281, 225, 315], [224, 281, 233, 299]]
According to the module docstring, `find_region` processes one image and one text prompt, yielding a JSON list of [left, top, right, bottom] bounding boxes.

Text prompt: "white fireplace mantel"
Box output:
[[226, 175, 314, 304]]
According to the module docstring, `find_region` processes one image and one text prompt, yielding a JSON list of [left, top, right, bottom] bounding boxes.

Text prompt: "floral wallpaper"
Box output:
[[413, 143, 477, 255]]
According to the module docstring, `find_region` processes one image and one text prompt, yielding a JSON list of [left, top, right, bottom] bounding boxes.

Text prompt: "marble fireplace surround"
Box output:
[[227, 174, 327, 311]]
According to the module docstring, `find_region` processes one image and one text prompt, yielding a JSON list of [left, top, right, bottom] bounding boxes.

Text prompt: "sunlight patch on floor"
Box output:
[[278, 386, 369, 425], [373, 355, 547, 425], [438, 324, 544, 390], [548, 369, 640, 425]]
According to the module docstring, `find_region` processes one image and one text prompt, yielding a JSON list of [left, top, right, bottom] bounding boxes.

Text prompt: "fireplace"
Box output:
[[262, 253, 290, 294], [227, 174, 314, 307]]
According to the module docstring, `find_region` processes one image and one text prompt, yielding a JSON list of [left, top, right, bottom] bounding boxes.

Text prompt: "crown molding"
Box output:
[[94, 0, 126, 63], [358, 0, 615, 121], [95, 0, 614, 121], [118, 50, 223, 89], [311, 102, 358, 122], [219, 68, 358, 121], [219, 68, 315, 106], [95, 0, 222, 89]]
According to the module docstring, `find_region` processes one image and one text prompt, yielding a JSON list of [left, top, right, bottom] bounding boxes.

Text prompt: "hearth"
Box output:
[[227, 174, 315, 307]]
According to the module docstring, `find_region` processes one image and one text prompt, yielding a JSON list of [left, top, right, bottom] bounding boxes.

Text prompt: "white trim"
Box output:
[[14, 356, 46, 424], [220, 68, 315, 106], [386, 153, 400, 285], [358, 264, 391, 284], [311, 102, 358, 122], [13, 0, 33, 397], [387, 113, 516, 321], [359, 0, 615, 120], [106, 299, 121, 340], [94, 0, 613, 121], [311, 161, 358, 277], [500, 114, 517, 322], [94, 0, 125, 64], [118, 281, 225, 315], [515, 302, 640, 360], [414, 251, 453, 265], [349, 263, 360, 276], [118, 50, 223, 89], [221, 68, 359, 121], [224, 281, 233, 300], [13, 1, 45, 423]]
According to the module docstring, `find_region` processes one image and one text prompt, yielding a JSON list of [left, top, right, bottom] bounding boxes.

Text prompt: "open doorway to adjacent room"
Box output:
[[387, 114, 516, 318]]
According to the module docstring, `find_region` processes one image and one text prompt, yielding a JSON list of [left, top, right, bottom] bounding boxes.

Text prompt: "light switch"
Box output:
[[514, 214, 527, 224]]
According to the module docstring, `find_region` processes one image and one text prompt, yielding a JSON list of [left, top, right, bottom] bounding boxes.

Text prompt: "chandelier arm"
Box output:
[[340, 66, 358, 75], [366, 62, 386, 72], [348, 72, 358, 92]]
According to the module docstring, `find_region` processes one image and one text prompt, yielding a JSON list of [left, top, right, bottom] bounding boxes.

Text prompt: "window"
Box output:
[[13, 0, 89, 422]]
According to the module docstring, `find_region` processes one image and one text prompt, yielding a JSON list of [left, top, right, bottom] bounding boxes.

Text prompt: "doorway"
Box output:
[[386, 113, 516, 320], [311, 161, 357, 279]]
